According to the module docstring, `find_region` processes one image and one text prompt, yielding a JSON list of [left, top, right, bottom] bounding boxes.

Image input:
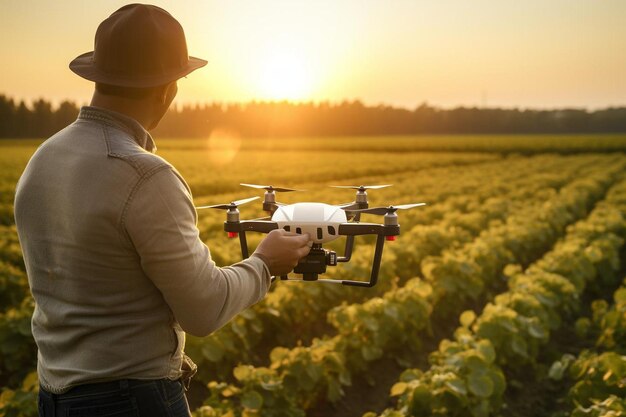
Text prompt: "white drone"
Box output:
[[197, 184, 425, 287]]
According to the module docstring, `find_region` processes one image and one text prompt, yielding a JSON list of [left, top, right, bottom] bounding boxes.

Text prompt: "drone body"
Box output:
[[197, 183, 425, 287], [272, 202, 347, 244]]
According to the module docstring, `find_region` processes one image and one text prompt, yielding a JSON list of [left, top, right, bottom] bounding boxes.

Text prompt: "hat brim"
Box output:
[[69, 51, 208, 88]]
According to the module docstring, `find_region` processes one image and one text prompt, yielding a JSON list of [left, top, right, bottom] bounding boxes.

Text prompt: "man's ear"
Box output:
[[160, 81, 178, 105]]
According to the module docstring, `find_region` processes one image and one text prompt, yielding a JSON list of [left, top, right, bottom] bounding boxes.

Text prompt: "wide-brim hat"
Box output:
[[70, 3, 207, 88]]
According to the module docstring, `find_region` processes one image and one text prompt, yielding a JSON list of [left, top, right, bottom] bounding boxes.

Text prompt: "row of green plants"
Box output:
[[0, 226, 35, 417], [174, 148, 501, 208], [323, 160, 625, 377], [0, 260, 27, 312], [189, 158, 626, 415], [190, 150, 503, 243], [196, 155, 614, 245], [0, 150, 509, 416], [185, 154, 602, 382], [0, 227, 36, 416], [367, 176, 626, 417], [0, 153, 621, 416], [547, 270, 626, 416], [0, 222, 33, 395], [195, 154, 605, 262]]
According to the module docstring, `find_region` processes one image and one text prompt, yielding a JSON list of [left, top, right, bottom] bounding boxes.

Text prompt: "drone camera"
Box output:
[[293, 244, 337, 280]]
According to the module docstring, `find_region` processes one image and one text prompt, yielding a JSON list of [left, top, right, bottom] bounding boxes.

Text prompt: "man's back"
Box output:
[[15, 107, 188, 393]]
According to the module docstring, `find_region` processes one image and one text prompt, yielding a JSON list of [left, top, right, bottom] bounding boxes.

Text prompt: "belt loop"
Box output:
[[119, 379, 130, 398]]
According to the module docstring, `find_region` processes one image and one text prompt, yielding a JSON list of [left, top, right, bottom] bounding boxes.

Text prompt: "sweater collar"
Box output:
[[78, 106, 157, 153]]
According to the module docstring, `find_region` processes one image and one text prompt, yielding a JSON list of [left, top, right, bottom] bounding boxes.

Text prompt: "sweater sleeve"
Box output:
[[124, 166, 271, 337]]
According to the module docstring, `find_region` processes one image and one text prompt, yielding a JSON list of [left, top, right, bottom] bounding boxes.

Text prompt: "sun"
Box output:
[[256, 49, 313, 101]]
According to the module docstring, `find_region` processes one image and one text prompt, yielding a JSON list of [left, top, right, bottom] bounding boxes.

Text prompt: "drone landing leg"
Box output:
[[337, 213, 360, 263], [239, 232, 249, 259], [369, 233, 386, 286], [337, 233, 385, 287], [337, 235, 355, 262]]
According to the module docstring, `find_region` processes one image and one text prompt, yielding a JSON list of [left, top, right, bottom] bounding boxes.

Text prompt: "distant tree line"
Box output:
[[0, 95, 80, 138], [1, 93, 625, 138]]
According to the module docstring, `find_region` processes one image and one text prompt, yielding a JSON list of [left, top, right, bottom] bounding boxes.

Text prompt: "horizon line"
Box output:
[[1, 92, 625, 113]]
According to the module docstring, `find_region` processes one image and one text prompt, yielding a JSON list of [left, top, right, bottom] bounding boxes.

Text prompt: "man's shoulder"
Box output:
[[71, 117, 173, 178], [106, 136, 188, 194], [110, 145, 173, 179], [36, 117, 181, 186]]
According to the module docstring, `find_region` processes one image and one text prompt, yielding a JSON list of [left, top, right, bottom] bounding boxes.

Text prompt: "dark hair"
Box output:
[[95, 83, 158, 99]]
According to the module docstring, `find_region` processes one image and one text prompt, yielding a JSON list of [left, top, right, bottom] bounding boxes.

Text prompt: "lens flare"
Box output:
[[206, 128, 241, 166]]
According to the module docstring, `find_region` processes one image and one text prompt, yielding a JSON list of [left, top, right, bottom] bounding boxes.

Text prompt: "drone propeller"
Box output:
[[240, 183, 302, 193], [347, 203, 426, 215], [196, 196, 259, 210], [331, 184, 392, 191]]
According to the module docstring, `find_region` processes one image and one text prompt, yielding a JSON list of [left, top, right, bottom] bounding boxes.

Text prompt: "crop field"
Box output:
[[1, 134, 626, 417]]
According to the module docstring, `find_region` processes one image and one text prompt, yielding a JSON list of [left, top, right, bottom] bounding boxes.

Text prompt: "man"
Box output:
[[14, 4, 311, 416]]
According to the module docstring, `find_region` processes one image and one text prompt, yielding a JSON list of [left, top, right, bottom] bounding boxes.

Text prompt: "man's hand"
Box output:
[[252, 229, 311, 276]]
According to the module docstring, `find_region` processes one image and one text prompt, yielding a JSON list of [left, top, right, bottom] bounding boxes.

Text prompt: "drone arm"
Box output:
[[225, 220, 280, 234], [338, 222, 399, 237], [263, 201, 284, 214], [339, 202, 361, 211]]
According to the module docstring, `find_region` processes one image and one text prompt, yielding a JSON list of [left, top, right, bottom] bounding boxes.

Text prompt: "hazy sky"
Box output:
[[1, 0, 625, 109]]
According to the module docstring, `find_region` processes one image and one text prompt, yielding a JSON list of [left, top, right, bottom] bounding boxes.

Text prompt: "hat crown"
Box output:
[[93, 4, 189, 80], [69, 3, 206, 88]]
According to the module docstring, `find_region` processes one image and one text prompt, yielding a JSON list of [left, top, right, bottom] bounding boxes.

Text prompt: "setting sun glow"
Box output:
[[0, 1, 624, 108], [255, 49, 313, 101]]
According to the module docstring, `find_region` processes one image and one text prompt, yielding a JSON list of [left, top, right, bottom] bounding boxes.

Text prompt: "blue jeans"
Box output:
[[38, 379, 191, 417]]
